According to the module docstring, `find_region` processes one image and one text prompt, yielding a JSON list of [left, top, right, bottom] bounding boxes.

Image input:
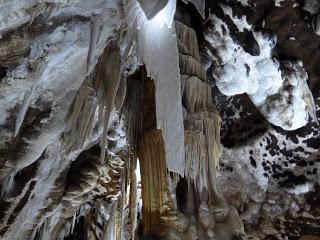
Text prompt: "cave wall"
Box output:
[[0, 0, 320, 239]]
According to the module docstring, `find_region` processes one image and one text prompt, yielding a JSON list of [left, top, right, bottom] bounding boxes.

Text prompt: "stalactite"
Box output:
[[14, 61, 47, 137], [64, 80, 97, 153], [127, 79, 142, 151], [93, 40, 122, 164], [184, 129, 208, 192], [182, 75, 213, 113], [115, 75, 127, 112], [176, 15, 222, 198], [0, 178, 35, 231], [184, 112, 221, 193], [126, 78, 143, 239], [128, 0, 186, 175], [64, 36, 123, 158], [0, 1, 250, 239], [179, 54, 207, 81], [203, 112, 223, 205], [174, 7, 244, 239], [175, 21, 200, 61], [138, 129, 169, 235], [87, 15, 101, 73], [30, 146, 126, 240]]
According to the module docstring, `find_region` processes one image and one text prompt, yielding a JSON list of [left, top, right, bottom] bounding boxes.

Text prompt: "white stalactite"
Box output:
[[127, 0, 186, 174]]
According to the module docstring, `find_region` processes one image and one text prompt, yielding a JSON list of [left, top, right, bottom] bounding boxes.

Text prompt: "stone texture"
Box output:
[[0, 0, 319, 239]]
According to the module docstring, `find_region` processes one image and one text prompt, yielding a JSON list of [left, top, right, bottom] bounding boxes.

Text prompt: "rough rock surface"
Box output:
[[0, 0, 319, 239], [207, 0, 320, 238]]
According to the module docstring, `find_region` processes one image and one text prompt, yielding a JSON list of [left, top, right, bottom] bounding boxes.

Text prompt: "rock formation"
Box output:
[[0, 0, 320, 239]]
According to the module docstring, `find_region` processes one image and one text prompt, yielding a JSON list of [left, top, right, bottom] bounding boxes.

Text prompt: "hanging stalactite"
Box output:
[[138, 129, 169, 235]]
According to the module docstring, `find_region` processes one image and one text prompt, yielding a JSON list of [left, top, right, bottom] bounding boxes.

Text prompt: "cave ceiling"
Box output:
[[0, 0, 320, 240]]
